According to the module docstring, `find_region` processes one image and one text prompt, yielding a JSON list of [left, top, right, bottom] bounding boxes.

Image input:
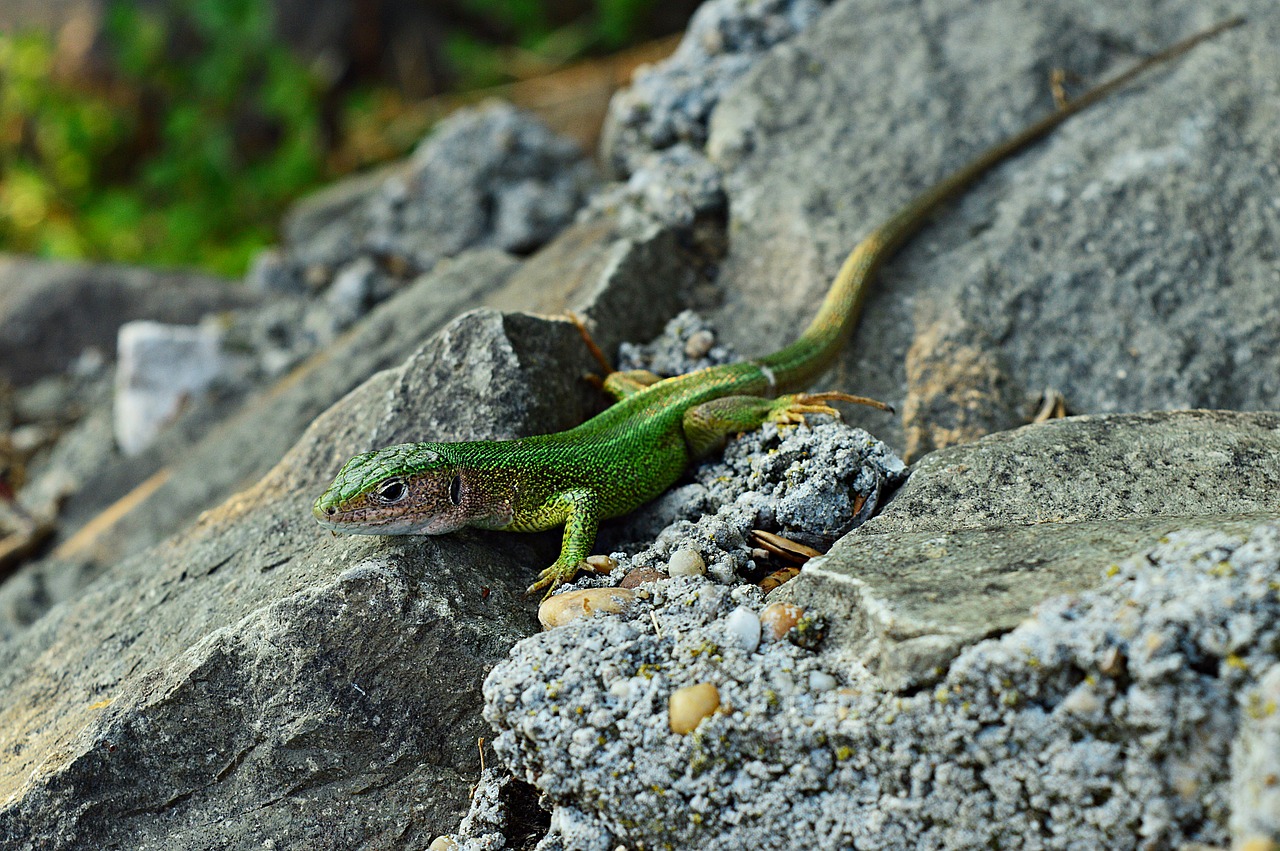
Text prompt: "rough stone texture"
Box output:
[[601, 0, 830, 176], [900, 314, 1026, 462], [0, 369, 543, 850], [706, 0, 1279, 451], [0, 207, 703, 845], [0, 256, 251, 387], [483, 522, 1280, 851], [0, 251, 520, 640], [280, 102, 597, 290], [4, 0, 1279, 847], [0, 272, 627, 847], [781, 410, 1280, 690], [1232, 664, 1280, 846]]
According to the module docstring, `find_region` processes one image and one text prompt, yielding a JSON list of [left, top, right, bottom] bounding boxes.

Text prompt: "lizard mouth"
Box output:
[[312, 501, 454, 535]]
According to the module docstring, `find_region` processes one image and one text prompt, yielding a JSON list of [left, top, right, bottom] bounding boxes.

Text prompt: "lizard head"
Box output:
[[313, 442, 487, 535]]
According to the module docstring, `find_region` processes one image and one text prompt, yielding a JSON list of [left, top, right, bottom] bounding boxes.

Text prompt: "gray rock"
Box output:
[[783, 410, 1280, 690], [243, 247, 306, 296], [0, 259, 622, 848], [617, 309, 737, 378], [0, 256, 251, 387], [703, 1, 1278, 451], [587, 144, 727, 232], [113, 320, 225, 456], [0, 251, 520, 641], [286, 103, 596, 290], [1232, 663, 1280, 846], [324, 256, 385, 329], [600, 0, 830, 175], [483, 522, 1280, 851]]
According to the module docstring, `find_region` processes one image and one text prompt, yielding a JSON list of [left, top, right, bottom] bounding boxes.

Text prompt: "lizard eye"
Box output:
[[373, 477, 407, 504], [448, 474, 463, 506]]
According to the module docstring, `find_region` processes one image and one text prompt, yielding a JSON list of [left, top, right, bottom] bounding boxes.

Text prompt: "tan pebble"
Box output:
[[668, 548, 706, 577], [669, 682, 719, 734], [585, 554, 619, 574], [427, 837, 458, 851], [760, 602, 804, 642], [684, 329, 715, 359], [538, 587, 636, 629], [1240, 839, 1280, 851], [620, 567, 667, 589]]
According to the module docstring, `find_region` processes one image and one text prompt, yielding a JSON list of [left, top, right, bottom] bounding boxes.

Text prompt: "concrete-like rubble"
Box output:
[[480, 523, 1280, 851]]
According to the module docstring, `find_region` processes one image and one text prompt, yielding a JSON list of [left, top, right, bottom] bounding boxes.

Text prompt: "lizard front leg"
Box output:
[[526, 488, 602, 598], [682, 392, 891, 457]]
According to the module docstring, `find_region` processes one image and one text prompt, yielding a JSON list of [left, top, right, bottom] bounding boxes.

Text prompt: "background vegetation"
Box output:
[[0, 0, 684, 276]]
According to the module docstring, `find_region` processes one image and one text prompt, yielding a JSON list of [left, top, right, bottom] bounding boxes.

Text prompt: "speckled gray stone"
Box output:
[[784, 410, 1280, 690], [482, 522, 1280, 850], [705, 1, 1278, 451]]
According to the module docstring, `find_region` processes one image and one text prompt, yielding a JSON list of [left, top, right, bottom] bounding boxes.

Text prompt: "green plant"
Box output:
[[0, 0, 327, 276], [445, 0, 659, 89]]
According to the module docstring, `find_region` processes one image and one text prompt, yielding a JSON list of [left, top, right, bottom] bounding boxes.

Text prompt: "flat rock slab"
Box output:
[[784, 410, 1280, 689]]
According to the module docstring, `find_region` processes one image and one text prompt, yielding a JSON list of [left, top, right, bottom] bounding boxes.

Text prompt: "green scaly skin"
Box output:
[[313, 20, 1242, 597]]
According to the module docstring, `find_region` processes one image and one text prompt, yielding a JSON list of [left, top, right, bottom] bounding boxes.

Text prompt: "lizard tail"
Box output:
[[758, 16, 1243, 393]]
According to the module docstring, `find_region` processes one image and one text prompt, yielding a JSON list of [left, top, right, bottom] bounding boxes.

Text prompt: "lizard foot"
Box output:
[[768, 391, 893, 426], [526, 557, 587, 600]]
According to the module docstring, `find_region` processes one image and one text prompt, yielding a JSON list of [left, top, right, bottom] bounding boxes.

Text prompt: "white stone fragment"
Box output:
[[114, 320, 223, 456], [668, 548, 706, 577], [724, 606, 761, 653], [808, 671, 837, 692]]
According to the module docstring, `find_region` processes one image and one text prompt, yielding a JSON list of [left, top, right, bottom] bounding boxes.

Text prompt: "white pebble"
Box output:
[[668, 548, 707, 577], [808, 671, 837, 692], [724, 606, 761, 653]]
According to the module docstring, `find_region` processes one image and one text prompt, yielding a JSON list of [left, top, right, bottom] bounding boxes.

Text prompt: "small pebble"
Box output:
[[428, 838, 458, 851], [538, 588, 636, 629], [585, 554, 619, 574], [808, 671, 837, 692], [1060, 684, 1102, 716], [668, 548, 706, 577], [669, 682, 720, 734], [724, 606, 761, 653], [684, 329, 715, 359], [760, 602, 804, 642], [620, 566, 667, 588]]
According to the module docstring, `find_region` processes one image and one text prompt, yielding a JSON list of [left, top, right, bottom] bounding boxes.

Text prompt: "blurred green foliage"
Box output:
[[448, 0, 656, 89], [0, 0, 660, 277], [0, 0, 325, 276]]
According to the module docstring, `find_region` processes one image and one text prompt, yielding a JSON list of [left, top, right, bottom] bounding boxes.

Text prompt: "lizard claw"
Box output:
[[526, 558, 587, 600], [769, 391, 893, 426]]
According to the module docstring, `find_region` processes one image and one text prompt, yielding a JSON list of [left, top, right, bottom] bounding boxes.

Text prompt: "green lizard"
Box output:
[[314, 19, 1241, 597]]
